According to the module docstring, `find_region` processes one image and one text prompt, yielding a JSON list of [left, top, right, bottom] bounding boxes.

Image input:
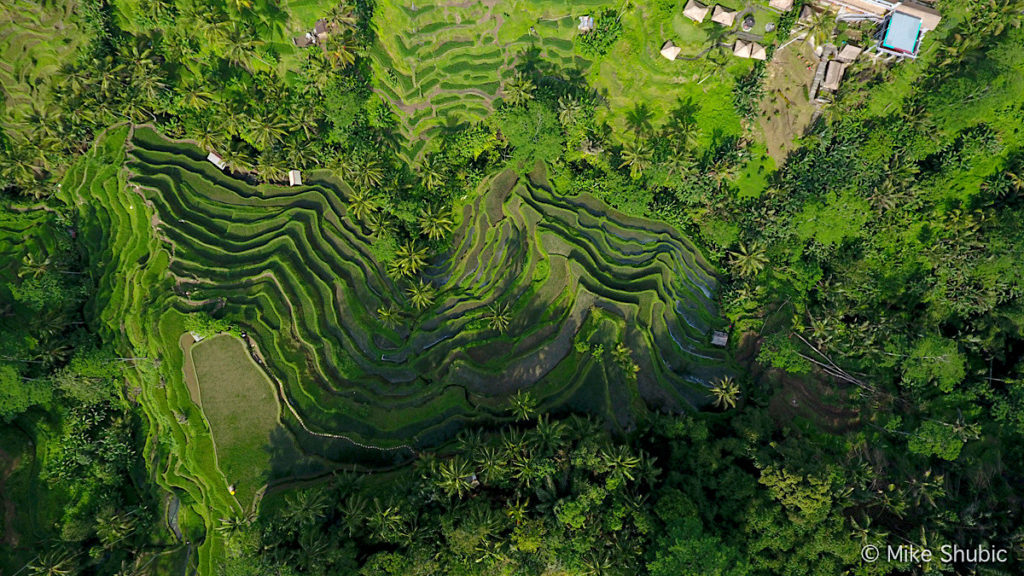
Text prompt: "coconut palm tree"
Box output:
[[328, 3, 359, 33], [377, 304, 400, 328], [390, 242, 428, 278], [729, 242, 768, 278], [619, 140, 653, 179], [406, 280, 435, 310], [476, 446, 508, 484], [557, 95, 582, 126], [801, 9, 834, 48], [366, 210, 391, 236], [485, 302, 511, 334], [346, 189, 379, 221], [509, 389, 537, 421], [435, 455, 475, 498], [600, 445, 641, 481], [28, 549, 76, 576], [417, 154, 445, 190], [624, 102, 654, 138], [503, 72, 535, 107], [417, 205, 455, 240], [325, 32, 358, 68], [709, 376, 740, 409]]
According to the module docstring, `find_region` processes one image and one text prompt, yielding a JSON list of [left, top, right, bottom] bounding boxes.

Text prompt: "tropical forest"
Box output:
[[1, 0, 1024, 574]]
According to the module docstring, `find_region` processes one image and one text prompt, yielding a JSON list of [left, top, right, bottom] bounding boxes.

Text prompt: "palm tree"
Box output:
[[367, 499, 405, 543], [533, 414, 565, 453], [801, 9, 834, 48], [389, 242, 428, 278], [366, 210, 391, 236], [28, 549, 76, 576], [328, 3, 359, 33], [325, 32, 358, 68], [247, 113, 287, 150], [417, 154, 445, 190], [557, 95, 582, 126], [619, 140, 652, 180], [475, 446, 508, 484], [346, 189, 379, 221], [485, 302, 511, 334], [435, 456, 475, 498], [729, 242, 768, 278], [418, 205, 455, 240], [503, 72, 535, 107], [406, 280, 435, 310], [377, 304, 400, 328], [624, 102, 654, 138], [709, 376, 740, 409], [509, 389, 537, 421], [505, 497, 529, 525], [600, 445, 641, 481]]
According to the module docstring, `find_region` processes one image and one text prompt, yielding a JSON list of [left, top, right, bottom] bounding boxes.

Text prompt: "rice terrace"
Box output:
[[4, 0, 1024, 573]]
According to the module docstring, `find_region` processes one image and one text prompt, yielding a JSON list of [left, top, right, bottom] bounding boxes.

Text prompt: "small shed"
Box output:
[[578, 15, 595, 32], [207, 152, 227, 170], [750, 42, 767, 60], [712, 331, 729, 347], [896, 1, 942, 31], [769, 0, 794, 11], [288, 170, 302, 187], [732, 39, 752, 58], [660, 40, 682, 61], [683, 0, 710, 22], [314, 19, 329, 36], [293, 33, 315, 48], [821, 61, 846, 91], [836, 44, 863, 62], [711, 5, 737, 26]]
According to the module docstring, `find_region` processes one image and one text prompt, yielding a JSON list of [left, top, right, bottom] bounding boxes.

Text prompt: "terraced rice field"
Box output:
[[60, 125, 731, 567], [0, 0, 85, 118], [370, 0, 608, 160], [128, 125, 727, 441]]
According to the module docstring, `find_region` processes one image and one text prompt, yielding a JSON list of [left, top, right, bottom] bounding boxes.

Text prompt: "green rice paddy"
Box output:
[[58, 123, 731, 568]]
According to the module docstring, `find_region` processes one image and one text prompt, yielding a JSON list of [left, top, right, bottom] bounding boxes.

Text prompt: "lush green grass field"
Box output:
[[190, 334, 282, 509]]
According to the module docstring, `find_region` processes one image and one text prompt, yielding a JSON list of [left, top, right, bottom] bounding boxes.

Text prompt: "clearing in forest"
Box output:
[[188, 334, 283, 509]]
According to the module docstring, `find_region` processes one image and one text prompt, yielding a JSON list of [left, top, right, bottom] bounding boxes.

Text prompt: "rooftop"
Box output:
[[882, 11, 922, 54]]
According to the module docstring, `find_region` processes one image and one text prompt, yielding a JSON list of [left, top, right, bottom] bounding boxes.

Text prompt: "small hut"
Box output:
[[750, 42, 767, 60], [314, 19, 330, 42], [711, 5, 737, 26], [712, 331, 729, 347], [732, 39, 752, 58], [288, 170, 302, 187], [660, 40, 682, 61], [821, 61, 846, 91], [836, 44, 863, 63], [293, 33, 315, 48], [578, 15, 595, 32], [769, 0, 794, 11], [207, 152, 227, 170], [683, 0, 710, 22]]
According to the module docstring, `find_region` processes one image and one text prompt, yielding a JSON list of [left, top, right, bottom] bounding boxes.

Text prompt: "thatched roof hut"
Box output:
[[732, 39, 752, 58], [660, 40, 682, 60], [750, 42, 767, 60], [711, 5, 737, 26], [684, 0, 710, 22], [769, 0, 794, 11], [836, 44, 863, 62], [207, 152, 227, 170], [822, 61, 846, 91]]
